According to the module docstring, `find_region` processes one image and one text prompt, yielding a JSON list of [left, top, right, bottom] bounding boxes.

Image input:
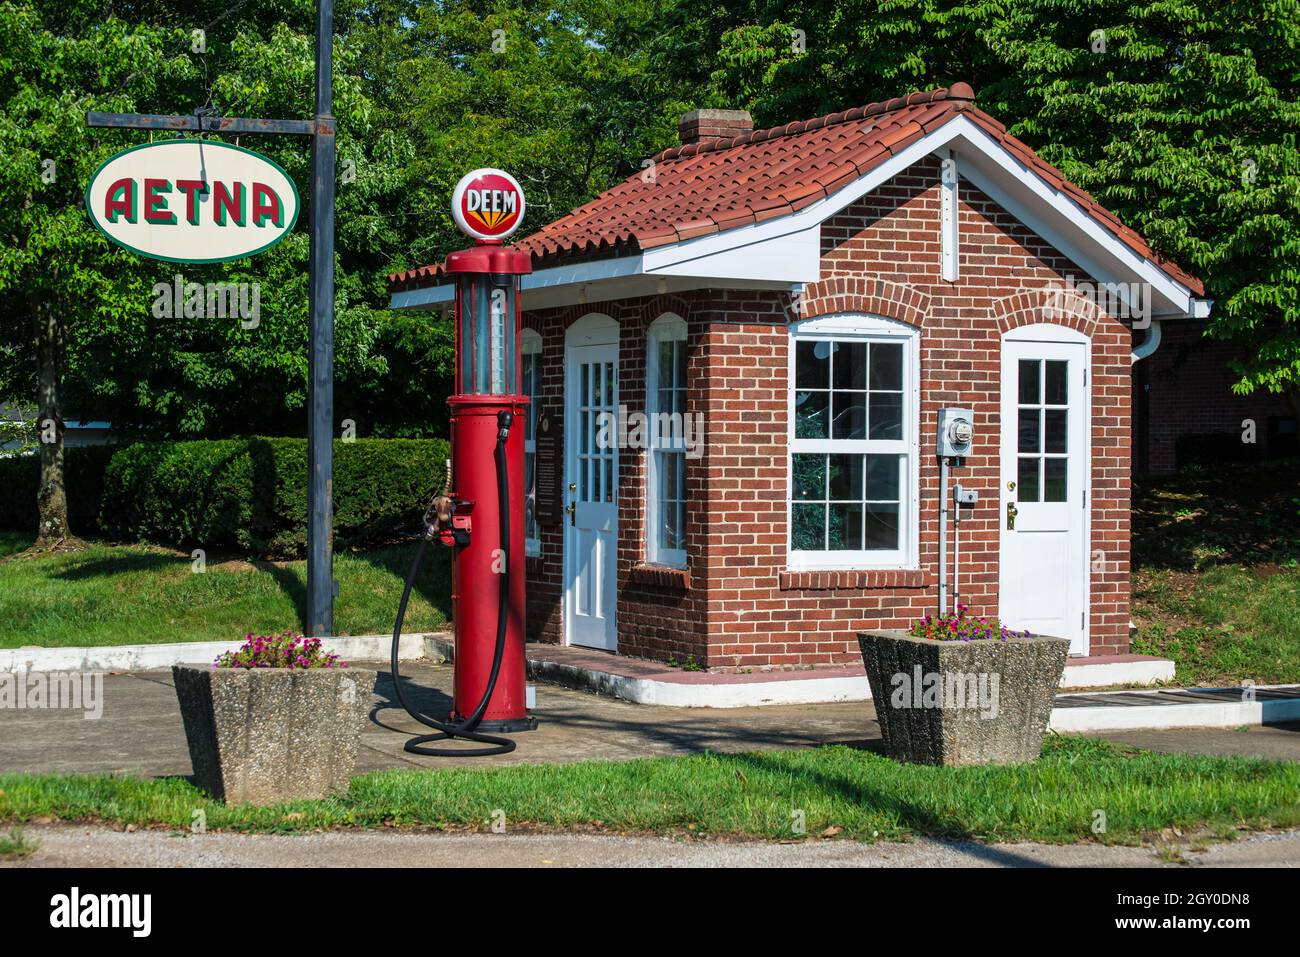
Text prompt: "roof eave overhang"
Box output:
[[388, 253, 808, 312], [391, 114, 1209, 320]]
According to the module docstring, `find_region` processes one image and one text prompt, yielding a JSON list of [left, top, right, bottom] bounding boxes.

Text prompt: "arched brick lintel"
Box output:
[[993, 289, 1101, 338], [796, 278, 929, 329]]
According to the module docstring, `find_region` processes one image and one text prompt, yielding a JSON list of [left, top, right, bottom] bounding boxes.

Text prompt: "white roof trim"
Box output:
[[391, 113, 1209, 318], [390, 256, 644, 311], [941, 115, 1202, 317], [389, 258, 797, 312]]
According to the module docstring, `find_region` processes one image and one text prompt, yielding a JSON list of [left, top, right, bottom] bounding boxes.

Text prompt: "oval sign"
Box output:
[[451, 168, 525, 242], [85, 139, 300, 264]]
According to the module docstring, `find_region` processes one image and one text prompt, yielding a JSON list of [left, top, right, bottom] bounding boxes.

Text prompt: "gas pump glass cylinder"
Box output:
[[458, 274, 517, 395]]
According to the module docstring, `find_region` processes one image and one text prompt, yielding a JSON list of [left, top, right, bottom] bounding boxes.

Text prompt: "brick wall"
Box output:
[[522, 293, 712, 664], [1135, 320, 1295, 472], [523, 156, 1137, 666]]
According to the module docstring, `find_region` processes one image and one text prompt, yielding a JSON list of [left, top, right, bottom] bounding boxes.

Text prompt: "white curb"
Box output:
[[0, 633, 434, 673], [528, 659, 872, 708], [1057, 656, 1175, 689], [1049, 689, 1300, 732]]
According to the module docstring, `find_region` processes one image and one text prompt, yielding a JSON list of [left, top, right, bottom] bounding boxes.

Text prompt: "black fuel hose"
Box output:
[[388, 409, 517, 757]]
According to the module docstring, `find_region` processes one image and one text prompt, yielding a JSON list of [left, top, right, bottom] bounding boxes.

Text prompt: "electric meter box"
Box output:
[[937, 407, 975, 458]]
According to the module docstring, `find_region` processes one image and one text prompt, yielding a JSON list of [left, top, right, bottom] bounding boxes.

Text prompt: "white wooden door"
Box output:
[[564, 342, 618, 650], [999, 334, 1088, 654]]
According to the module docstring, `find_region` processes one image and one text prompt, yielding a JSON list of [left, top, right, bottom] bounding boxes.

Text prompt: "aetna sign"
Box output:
[[451, 168, 525, 241], [85, 140, 300, 264]]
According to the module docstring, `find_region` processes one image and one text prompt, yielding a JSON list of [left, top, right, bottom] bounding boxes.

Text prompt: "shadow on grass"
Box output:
[[0, 531, 36, 559], [720, 749, 1051, 866], [257, 561, 308, 631], [42, 538, 447, 637], [1133, 458, 1300, 571], [51, 550, 179, 581], [46, 546, 312, 635], [356, 542, 453, 624]]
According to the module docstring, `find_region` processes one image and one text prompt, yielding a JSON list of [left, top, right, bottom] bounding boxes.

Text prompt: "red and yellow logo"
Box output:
[[451, 168, 525, 241]]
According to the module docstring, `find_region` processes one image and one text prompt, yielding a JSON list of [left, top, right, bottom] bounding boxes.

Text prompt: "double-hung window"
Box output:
[[646, 313, 688, 568], [789, 314, 918, 570], [522, 328, 542, 556]]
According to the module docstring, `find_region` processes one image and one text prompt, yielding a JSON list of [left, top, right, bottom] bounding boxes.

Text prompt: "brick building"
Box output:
[[1133, 322, 1297, 473], [391, 84, 1210, 668]]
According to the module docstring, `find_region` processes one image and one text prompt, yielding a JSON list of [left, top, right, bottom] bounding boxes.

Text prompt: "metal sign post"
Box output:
[[86, 0, 338, 636], [306, 0, 338, 638]]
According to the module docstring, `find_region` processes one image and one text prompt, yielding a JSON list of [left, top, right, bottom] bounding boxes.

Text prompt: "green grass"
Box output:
[[0, 826, 38, 860], [2, 737, 1297, 845], [1133, 458, 1300, 572], [0, 530, 32, 559], [1132, 565, 1300, 686], [1131, 459, 1300, 686], [0, 537, 450, 647]]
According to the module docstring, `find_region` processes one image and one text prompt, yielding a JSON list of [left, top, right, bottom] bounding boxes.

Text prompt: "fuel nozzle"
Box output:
[[496, 409, 514, 441], [424, 464, 473, 548]]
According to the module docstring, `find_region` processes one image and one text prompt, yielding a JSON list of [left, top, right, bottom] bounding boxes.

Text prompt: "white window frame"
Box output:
[[645, 312, 688, 569], [788, 313, 920, 571], [522, 328, 543, 557]]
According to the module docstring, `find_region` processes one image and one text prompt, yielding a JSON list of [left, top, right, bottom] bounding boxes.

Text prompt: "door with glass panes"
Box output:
[[563, 340, 619, 651], [999, 332, 1088, 654]]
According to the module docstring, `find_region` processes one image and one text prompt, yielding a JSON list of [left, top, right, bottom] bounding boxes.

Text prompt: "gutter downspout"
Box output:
[[1132, 299, 1213, 364], [1130, 319, 1163, 364]]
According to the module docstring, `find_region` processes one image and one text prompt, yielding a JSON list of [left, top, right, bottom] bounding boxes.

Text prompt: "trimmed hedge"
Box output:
[[0, 445, 117, 536], [0, 438, 448, 557]]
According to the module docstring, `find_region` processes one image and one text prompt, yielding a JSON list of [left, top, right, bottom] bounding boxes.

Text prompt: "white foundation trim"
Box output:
[[0, 634, 432, 673]]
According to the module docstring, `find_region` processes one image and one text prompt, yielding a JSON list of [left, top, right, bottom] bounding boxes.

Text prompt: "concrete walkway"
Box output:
[[0, 662, 869, 775], [2, 661, 1299, 776], [8, 823, 1300, 868]]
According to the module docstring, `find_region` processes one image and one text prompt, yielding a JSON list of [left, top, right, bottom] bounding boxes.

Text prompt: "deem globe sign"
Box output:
[[451, 168, 526, 242], [85, 139, 301, 264]]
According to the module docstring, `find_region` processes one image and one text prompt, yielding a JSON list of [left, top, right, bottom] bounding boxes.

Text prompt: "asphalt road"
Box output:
[[8, 823, 1300, 868]]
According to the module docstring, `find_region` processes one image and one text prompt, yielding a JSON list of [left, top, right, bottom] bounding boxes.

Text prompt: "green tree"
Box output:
[[0, 0, 683, 543], [984, 0, 1300, 416], [658, 0, 1300, 414], [360, 0, 685, 432], [2, 1, 681, 442], [0, 2, 187, 545], [650, 0, 1007, 123]]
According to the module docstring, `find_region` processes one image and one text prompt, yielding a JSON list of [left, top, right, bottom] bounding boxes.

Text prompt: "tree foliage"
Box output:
[[657, 0, 1300, 405], [1, 0, 1296, 441], [985, 0, 1300, 404], [0, 0, 678, 439]]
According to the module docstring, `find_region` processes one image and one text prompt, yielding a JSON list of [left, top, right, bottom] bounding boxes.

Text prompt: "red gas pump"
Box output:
[[390, 168, 536, 756]]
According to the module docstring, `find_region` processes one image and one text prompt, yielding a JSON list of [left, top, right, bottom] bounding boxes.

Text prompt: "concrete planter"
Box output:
[[172, 665, 376, 805], [858, 630, 1068, 766]]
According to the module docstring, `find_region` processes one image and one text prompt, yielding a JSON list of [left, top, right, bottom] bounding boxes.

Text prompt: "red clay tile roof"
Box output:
[[390, 83, 1203, 296]]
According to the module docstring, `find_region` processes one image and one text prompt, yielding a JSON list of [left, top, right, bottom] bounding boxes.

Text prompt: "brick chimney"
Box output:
[[678, 109, 753, 146]]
